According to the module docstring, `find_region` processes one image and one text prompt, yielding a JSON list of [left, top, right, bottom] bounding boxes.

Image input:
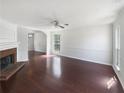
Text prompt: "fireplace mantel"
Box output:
[[0, 42, 19, 51]]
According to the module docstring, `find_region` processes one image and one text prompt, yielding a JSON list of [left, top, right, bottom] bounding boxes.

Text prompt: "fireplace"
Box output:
[[1, 55, 14, 70], [0, 48, 25, 81], [0, 48, 17, 70]]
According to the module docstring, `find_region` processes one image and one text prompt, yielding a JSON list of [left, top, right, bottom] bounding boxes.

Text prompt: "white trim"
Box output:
[[60, 47, 112, 65], [0, 42, 19, 51], [115, 65, 120, 71], [17, 59, 29, 62], [113, 65, 124, 90], [60, 54, 112, 66]]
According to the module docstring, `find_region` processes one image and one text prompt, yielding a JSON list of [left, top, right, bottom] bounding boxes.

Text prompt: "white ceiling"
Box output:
[[0, 0, 124, 29]]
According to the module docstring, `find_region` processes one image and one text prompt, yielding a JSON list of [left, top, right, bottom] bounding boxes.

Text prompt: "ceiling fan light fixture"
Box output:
[[65, 24, 69, 26]]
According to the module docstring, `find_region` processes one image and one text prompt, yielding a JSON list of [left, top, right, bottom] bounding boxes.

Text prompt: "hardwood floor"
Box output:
[[0, 52, 124, 93]]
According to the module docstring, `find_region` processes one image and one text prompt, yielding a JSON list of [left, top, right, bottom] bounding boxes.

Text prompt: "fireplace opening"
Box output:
[[0, 54, 14, 70], [0, 48, 17, 71]]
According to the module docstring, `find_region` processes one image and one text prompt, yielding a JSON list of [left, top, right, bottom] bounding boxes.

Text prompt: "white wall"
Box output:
[[113, 8, 124, 89], [0, 18, 18, 51], [34, 31, 46, 52], [59, 25, 113, 65], [0, 18, 17, 43], [17, 26, 29, 61]]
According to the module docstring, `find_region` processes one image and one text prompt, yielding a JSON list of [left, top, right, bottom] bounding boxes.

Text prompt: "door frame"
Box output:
[[114, 25, 120, 71]]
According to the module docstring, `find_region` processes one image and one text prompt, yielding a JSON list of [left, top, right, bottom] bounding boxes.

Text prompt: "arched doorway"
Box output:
[[28, 31, 47, 57]]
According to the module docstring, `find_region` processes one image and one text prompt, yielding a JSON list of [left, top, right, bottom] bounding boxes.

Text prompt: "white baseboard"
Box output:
[[60, 47, 112, 65], [60, 54, 111, 66], [17, 58, 29, 62], [113, 65, 124, 90], [34, 50, 46, 53]]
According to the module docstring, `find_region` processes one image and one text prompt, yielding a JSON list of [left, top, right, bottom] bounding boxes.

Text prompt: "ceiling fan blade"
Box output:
[[58, 25, 65, 28], [64, 24, 69, 26]]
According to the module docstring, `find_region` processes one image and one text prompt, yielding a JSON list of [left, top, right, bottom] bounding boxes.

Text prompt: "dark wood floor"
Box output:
[[0, 51, 124, 93]]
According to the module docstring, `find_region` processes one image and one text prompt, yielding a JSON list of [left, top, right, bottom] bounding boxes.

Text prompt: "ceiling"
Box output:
[[0, 0, 124, 29]]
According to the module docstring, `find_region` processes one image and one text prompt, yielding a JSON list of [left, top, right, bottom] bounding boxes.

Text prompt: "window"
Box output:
[[115, 25, 120, 71], [53, 34, 60, 54]]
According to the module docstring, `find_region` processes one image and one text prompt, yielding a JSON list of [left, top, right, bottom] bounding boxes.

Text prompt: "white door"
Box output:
[[115, 26, 120, 71]]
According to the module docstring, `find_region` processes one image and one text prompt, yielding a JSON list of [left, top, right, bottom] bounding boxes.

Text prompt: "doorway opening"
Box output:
[[28, 31, 47, 58], [28, 33, 34, 51]]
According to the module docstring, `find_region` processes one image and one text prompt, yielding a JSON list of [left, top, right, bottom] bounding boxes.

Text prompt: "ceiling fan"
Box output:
[[36, 14, 69, 29], [51, 19, 69, 29]]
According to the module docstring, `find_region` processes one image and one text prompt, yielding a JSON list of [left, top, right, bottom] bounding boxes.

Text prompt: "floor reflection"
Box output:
[[107, 76, 117, 89], [46, 56, 62, 78], [41, 54, 55, 58]]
